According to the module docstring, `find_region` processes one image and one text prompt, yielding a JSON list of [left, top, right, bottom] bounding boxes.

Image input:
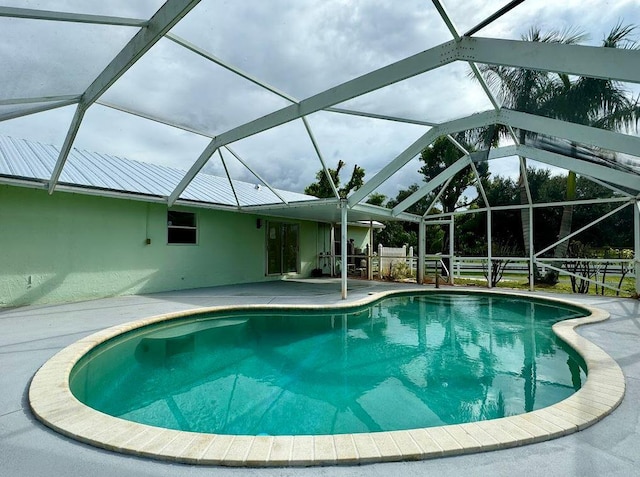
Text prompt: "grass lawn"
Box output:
[[451, 274, 636, 297]]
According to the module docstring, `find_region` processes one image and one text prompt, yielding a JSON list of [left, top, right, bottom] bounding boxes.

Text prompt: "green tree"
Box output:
[[376, 185, 423, 249], [419, 136, 488, 213], [366, 192, 386, 207], [304, 160, 365, 199]]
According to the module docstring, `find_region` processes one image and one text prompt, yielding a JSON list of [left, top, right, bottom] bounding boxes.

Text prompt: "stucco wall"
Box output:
[[315, 224, 373, 255], [347, 225, 372, 253], [0, 185, 316, 307]]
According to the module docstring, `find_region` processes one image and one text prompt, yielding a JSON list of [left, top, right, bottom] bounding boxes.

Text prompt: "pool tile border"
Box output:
[[29, 288, 626, 467]]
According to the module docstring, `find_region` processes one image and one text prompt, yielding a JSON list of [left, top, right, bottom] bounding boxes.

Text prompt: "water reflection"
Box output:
[[70, 294, 587, 435]]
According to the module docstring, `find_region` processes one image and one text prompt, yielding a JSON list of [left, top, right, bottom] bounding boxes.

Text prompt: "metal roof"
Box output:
[[0, 135, 314, 207]]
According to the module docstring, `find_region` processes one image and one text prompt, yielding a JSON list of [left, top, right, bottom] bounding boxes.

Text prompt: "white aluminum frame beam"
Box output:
[[487, 209, 493, 287], [534, 261, 624, 294], [96, 101, 299, 204], [48, 0, 202, 194], [426, 196, 629, 218], [392, 155, 472, 216], [459, 36, 640, 85], [423, 177, 454, 217], [463, 0, 525, 37], [302, 118, 340, 199], [444, 134, 491, 209], [447, 135, 491, 208], [166, 33, 297, 103], [223, 146, 288, 205], [586, 177, 635, 198], [519, 156, 533, 205], [167, 31, 373, 206], [488, 145, 640, 193], [348, 110, 499, 206], [0, 98, 79, 123], [445, 135, 469, 156], [168, 39, 461, 205], [515, 145, 640, 191], [0, 94, 81, 106], [237, 198, 423, 223], [169, 32, 336, 196], [501, 109, 640, 160], [535, 201, 631, 257], [431, 1, 517, 144], [349, 101, 640, 210], [431, 0, 460, 41], [49, 103, 86, 193], [80, 2, 200, 106], [218, 149, 240, 208], [350, 202, 422, 223], [474, 114, 640, 188], [470, 160, 490, 209], [168, 36, 640, 208], [0, 6, 147, 27], [347, 127, 438, 207], [326, 107, 437, 127], [96, 99, 211, 137], [340, 200, 348, 299]]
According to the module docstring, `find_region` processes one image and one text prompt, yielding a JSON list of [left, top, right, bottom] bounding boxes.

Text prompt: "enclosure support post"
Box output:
[[635, 200, 640, 295], [368, 220, 374, 280], [330, 224, 336, 277], [487, 209, 493, 288], [529, 205, 535, 291], [449, 216, 455, 285], [418, 219, 426, 284], [340, 199, 348, 300]]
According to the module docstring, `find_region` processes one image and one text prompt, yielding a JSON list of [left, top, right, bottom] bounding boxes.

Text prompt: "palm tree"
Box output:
[[478, 28, 586, 258], [544, 24, 639, 258], [478, 24, 639, 261]]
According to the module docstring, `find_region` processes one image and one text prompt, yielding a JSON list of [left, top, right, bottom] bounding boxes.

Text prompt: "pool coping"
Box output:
[[28, 288, 626, 467]]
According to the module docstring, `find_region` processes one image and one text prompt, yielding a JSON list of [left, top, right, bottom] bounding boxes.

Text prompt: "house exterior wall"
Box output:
[[347, 225, 372, 254], [312, 223, 375, 275], [0, 185, 316, 307], [315, 224, 373, 256]]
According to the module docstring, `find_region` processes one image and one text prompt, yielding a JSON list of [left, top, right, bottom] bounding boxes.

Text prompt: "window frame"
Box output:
[[167, 210, 198, 245]]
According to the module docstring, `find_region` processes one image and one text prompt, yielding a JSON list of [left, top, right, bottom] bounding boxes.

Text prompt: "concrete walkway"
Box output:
[[2, 279, 639, 477]]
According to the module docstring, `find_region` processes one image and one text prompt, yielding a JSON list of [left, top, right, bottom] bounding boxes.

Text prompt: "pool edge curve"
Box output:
[[28, 288, 626, 467]]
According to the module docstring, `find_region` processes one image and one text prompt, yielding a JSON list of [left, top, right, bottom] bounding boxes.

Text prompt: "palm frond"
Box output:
[[603, 23, 638, 49], [523, 26, 587, 44]]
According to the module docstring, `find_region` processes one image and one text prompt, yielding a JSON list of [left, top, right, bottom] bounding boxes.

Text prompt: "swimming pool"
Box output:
[[70, 293, 587, 435], [29, 289, 625, 466]]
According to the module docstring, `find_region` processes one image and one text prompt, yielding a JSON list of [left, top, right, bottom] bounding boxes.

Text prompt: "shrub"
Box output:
[[390, 261, 415, 280]]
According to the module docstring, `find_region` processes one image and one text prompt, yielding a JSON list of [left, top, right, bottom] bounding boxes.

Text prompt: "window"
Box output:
[[266, 222, 299, 274], [167, 211, 197, 244]]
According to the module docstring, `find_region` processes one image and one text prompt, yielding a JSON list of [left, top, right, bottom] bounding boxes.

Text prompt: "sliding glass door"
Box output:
[[267, 222, 299, 275]]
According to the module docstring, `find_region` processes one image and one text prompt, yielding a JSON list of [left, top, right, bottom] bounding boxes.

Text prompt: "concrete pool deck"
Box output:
[[2, 279, 640, 476]]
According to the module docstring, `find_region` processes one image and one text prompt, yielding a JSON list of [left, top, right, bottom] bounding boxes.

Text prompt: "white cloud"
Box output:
[[0, 0, 638, 199]]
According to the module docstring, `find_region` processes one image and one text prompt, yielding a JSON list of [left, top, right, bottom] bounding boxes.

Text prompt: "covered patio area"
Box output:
[[2, 280, 639, 476]]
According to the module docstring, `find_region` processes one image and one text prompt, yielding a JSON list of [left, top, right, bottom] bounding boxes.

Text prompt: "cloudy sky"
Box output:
[[0, 0, 638, 201]]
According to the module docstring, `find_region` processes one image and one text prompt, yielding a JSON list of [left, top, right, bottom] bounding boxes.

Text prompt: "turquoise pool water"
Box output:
[[70, 293, 587, 436]]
